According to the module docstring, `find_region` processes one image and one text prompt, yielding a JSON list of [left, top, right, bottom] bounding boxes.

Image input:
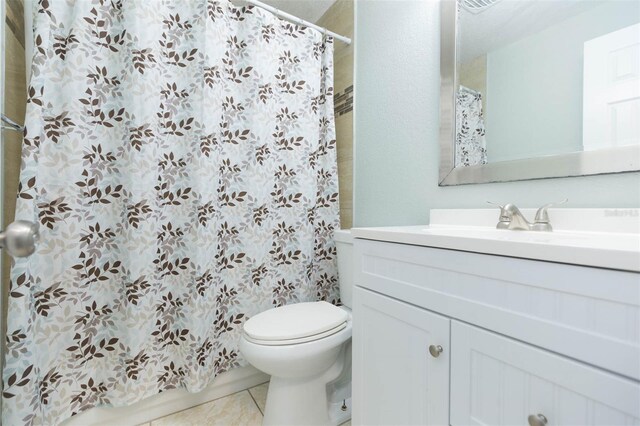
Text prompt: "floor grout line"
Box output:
[[147, 388, 251, 425], [247, 387, 264, 416], [142, 382, 350, 426]]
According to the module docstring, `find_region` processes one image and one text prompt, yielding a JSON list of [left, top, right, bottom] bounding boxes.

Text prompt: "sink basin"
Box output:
[[424, 226, 637, 249], [351, 209, 640, 272]]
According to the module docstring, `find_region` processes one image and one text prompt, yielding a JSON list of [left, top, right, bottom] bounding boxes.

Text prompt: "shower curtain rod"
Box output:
[[459, 85, 481, 95], [1, 113, 24, 133], [241, 0, 352, 45]]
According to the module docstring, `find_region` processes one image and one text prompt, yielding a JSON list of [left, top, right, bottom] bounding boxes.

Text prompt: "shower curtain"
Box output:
[[2, 0, 340, 424], [455, 86, 487, 167]]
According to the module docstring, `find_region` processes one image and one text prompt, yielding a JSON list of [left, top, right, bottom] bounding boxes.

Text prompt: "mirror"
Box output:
[[439, 0, 640, 186]]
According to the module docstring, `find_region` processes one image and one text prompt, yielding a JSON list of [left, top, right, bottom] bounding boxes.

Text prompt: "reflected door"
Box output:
[[583, 23, 640, 150]]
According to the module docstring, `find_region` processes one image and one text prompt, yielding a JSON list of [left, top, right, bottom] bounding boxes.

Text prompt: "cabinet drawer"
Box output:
[[354, 239, 640, 380], [450, 321, 640, 426]]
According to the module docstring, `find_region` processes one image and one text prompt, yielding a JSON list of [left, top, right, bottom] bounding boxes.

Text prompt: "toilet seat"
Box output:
[[244, 321, 347, 346], [243, 301, 348, 346]]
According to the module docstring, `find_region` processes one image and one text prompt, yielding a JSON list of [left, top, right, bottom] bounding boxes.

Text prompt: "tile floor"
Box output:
[[140, 382, 352, 426]]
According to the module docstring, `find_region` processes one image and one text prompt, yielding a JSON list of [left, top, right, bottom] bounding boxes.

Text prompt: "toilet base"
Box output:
[[328, 396, 351, 425], [261, 342, 351, 426], [263, 374, 332, 426]]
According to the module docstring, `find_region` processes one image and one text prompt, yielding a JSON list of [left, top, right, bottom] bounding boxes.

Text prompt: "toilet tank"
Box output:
[[334, 229, 354, 308]]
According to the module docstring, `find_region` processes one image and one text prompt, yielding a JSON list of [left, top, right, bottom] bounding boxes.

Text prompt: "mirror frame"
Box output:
[[439, 0, 640, 186]]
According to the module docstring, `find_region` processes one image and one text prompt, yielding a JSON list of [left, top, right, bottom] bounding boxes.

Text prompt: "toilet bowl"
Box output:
[[240, 230, 354, 426]]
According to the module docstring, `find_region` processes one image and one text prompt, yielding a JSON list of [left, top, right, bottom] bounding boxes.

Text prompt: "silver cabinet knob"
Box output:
[[428, 344, 443, 358], [528, 414, 548, 426]]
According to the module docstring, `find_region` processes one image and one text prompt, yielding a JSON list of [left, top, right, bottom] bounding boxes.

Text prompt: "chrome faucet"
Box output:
[[488, 199, 567, 232]]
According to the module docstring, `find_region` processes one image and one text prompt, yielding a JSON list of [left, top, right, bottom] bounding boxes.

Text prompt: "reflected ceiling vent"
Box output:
[[460, 0, 502, 14]]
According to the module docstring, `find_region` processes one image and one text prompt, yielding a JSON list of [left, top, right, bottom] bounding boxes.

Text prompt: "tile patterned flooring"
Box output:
[[140, 382, 351, 426]]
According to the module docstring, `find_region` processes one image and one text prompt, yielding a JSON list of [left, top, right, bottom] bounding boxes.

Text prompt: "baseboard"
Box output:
[[62, 366, 270, 426]]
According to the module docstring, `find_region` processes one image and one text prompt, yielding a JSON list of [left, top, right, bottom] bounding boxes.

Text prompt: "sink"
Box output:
[[424, 226, 637, 249], [351, 209, 640, 272]]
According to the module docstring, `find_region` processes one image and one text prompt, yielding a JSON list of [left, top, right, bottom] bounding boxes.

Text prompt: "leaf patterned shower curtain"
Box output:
[[2, 0, 340, 423], [455, 86, 487, 167]]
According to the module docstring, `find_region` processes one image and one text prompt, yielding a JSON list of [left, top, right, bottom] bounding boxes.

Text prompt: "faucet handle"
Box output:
[[487, 201, 510, 229], [534, 199, 568, 223]]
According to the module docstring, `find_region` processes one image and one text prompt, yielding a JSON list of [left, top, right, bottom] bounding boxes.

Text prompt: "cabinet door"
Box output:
[[352, 287, 450, 426], [450, 321, 640, 426]]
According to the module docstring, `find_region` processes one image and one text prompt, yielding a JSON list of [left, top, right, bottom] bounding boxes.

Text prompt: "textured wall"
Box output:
[[2, 0, 26, 381], [4, 1, 25, 229], [3, 0, 26, 322], [354, 0, 640, 227], [317, 0, 354, 229]]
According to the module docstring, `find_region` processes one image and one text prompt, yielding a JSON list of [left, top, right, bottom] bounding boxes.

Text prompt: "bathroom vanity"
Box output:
[[351, 209, 640, 425]]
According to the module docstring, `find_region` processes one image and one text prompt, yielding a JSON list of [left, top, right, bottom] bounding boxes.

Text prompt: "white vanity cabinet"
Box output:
[[352, 287, 450, 425], [450, 322, 640, 425], [352, 238, 640, 426]]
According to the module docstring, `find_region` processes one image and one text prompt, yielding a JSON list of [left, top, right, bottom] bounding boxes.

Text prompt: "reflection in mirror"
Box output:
[[455, 0, 640, 168]]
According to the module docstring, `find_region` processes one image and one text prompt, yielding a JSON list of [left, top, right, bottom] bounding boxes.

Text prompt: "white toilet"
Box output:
[[240, 229, 354, 426]]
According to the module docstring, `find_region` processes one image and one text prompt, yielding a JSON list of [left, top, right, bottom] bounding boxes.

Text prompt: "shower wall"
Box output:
[[459, 55, 487, 113], [317, 0, 353, 229], [2, 0, 26, 338]]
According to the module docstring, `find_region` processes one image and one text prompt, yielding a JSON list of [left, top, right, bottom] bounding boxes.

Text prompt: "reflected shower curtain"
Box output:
[[455, 86, 487, 167], [3, 1, 339, 423]]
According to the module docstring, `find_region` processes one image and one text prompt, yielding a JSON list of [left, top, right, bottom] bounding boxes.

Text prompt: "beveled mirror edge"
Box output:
[[438, 0, 640, 186], [441, 145, 640, 186], [439, 0, 457, 185]]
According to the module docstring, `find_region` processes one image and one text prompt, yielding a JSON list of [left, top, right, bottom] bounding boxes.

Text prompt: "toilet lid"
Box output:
[[243, 301, 348, 342]]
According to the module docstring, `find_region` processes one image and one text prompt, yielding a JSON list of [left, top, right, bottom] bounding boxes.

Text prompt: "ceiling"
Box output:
[[260, 0, 336, 23], [458, 0, 607, 63]]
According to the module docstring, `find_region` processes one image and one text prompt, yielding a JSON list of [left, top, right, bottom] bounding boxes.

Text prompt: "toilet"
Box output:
[[240, 229, 354, 426]]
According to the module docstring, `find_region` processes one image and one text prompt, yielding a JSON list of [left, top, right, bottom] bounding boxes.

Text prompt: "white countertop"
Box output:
[[350, 209, 640, 272]]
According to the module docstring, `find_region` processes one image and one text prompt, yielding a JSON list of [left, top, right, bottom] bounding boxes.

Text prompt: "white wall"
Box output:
[[485, 1, 640, 162], [353, 0, 640, 227]]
